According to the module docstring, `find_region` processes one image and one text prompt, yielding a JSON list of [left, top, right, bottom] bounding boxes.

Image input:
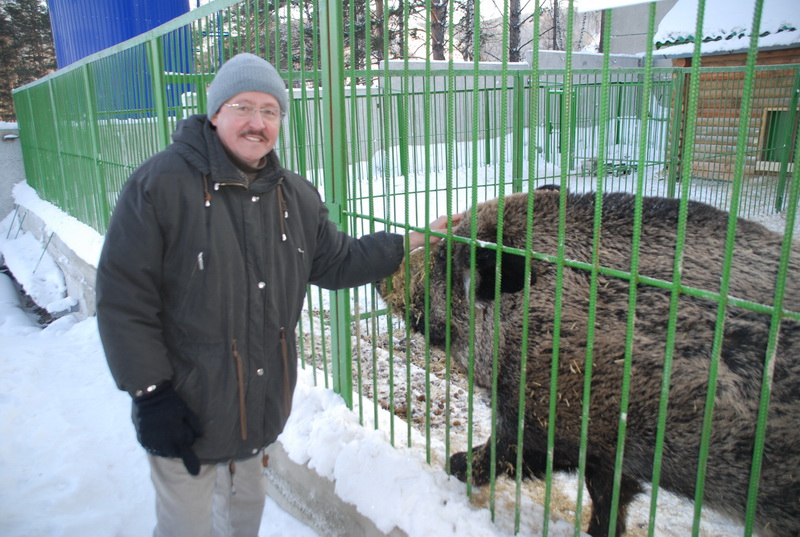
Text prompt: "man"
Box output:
[[96, 53, 452, 536]]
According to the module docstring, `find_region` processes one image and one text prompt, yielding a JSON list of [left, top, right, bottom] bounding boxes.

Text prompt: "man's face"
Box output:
[[211, 91, 282, 168]]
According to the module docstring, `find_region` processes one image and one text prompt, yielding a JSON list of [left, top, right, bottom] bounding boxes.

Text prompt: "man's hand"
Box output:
[[407, 213, 464, 251], [133, 382, 204, 476]]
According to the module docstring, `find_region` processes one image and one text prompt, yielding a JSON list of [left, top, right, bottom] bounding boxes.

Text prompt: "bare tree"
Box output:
[[508, 0, 543, 61], [431, 0, 448, 60], [509, 0, 521, 61], [551, 0, 560, 50], [344, 0, 368, 70]]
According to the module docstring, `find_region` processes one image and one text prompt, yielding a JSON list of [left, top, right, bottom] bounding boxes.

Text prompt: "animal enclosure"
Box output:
[[11, 0, 800, 535]]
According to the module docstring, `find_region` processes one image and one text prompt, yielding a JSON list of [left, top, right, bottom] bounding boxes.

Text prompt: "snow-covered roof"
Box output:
[[654, 0, 799, 57]]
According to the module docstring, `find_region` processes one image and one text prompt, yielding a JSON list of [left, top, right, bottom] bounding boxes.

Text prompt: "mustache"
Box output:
[[241, 130, 266, 138]]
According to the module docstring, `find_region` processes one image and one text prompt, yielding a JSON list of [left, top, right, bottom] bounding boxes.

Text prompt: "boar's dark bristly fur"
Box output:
[[379, 190, 800, 537]]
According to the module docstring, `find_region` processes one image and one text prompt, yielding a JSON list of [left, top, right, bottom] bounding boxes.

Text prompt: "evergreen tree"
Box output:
[[0, 0, 56, 121]]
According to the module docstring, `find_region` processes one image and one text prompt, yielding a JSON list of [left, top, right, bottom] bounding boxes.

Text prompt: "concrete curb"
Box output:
[[7, 202, 97, 318], [265, 441, 407, 537]]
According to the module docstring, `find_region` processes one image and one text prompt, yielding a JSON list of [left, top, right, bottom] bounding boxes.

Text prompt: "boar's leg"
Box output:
[[449, 368, 534, 486], [585, 462, 642, 537], [449, 443, 490, 485], [449, 437, 520, 486]]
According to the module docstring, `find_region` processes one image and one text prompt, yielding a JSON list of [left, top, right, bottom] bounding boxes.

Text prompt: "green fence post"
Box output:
[[667, 69, 686, 198], [512, 73, 525, 192], [319, 0, 353, 406], [484, 87, 492, 165], [147, 37, 171, 150], [544, 86, 553, 163], [569, 86, 577, 171], [81, 63, 110, 229], [46, 78, 68, 208], [774, 68, 800, 212], [396, 93, 409, 178], [16, 89, 41, 195], [290, 98, 309, 176]]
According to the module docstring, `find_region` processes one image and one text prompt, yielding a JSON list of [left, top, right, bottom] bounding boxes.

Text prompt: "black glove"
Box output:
[[133, 381, 203, 476]]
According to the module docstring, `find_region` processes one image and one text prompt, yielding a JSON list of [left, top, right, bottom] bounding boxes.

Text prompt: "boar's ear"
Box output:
[[474, 248, 535, 301]]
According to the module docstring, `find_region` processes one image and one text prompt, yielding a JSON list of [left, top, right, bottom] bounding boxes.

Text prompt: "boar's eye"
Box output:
[[474, 248, 535, 300]]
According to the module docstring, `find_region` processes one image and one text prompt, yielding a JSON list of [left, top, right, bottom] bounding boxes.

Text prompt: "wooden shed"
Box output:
[[653, 0, 799, 188]]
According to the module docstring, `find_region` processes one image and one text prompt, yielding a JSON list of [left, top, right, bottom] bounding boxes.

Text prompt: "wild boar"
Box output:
[[379, 189, 800, 537]]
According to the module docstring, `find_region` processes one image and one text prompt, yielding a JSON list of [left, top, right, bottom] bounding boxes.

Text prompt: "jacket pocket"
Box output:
[[176, 251, 205, 314]]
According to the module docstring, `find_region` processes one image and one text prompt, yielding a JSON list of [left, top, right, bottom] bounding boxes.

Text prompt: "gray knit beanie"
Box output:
[[206, 53, 288, 117]]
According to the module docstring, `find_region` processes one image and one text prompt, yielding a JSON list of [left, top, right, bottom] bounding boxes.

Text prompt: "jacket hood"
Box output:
[[170, 114, 283, 195]]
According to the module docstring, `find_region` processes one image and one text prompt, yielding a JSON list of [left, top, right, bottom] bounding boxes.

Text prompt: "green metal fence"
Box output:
[[11, 0, 800, 535]]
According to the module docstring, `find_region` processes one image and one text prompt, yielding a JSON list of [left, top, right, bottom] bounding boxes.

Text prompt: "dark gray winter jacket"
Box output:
[[96, 114, 405, 462]]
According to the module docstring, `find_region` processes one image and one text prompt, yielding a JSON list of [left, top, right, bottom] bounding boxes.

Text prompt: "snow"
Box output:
[[11, 182, 103, 269], [578, 0, 669, 12], [654, 0, 800, 56]]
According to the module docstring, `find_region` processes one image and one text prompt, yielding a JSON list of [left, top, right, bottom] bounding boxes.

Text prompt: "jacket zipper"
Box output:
[[231, 339, 248, 440]]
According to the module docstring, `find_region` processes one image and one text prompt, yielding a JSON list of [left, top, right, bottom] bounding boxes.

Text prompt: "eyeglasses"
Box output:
[[224, 103, 285, 124]]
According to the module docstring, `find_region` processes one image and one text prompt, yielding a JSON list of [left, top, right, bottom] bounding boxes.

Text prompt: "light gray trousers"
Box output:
[[148, 453, 268, 537]]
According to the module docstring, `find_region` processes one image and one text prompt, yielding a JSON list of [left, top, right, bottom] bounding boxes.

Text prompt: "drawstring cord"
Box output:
[[229, 461, 237, 495], [280, 328, 292, 418], [205, 174, 288, 245], [231, 340, 248, 441], [227, 450, 270, 494], [203, 175, 212, 207]]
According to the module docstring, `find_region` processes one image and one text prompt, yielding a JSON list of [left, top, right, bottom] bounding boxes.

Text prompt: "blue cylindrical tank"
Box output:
[[47, 0, 190, 68], [46, 0, 193, 117]]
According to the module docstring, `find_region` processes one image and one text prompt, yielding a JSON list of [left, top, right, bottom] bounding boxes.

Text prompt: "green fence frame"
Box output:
[[11, 0, 800, 535]]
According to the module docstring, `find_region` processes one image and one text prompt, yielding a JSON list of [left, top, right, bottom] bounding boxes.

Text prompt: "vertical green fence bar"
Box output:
[[694, 1, 764, 535], [147, 37, 171, 151], [774, 69, 800, 212], [80, 63, 109, 230], [422, 0, 434, 463], [542, 1, 577, 533], [575, 8, 613, 536], [513, 2, 541, 531], [444, 0, 458, 473], [668, 0, 708, 536], [512, 72, 525, 193], [632, 7, 668, 537], [666, 70, 685, 198], [401, 0, 415, 450], [319, 0, 353, 405], [381, 1, 398, 446], [745, 102, 800, 537], [45, 78, 69, 213], [464, 0, 483, 500]]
